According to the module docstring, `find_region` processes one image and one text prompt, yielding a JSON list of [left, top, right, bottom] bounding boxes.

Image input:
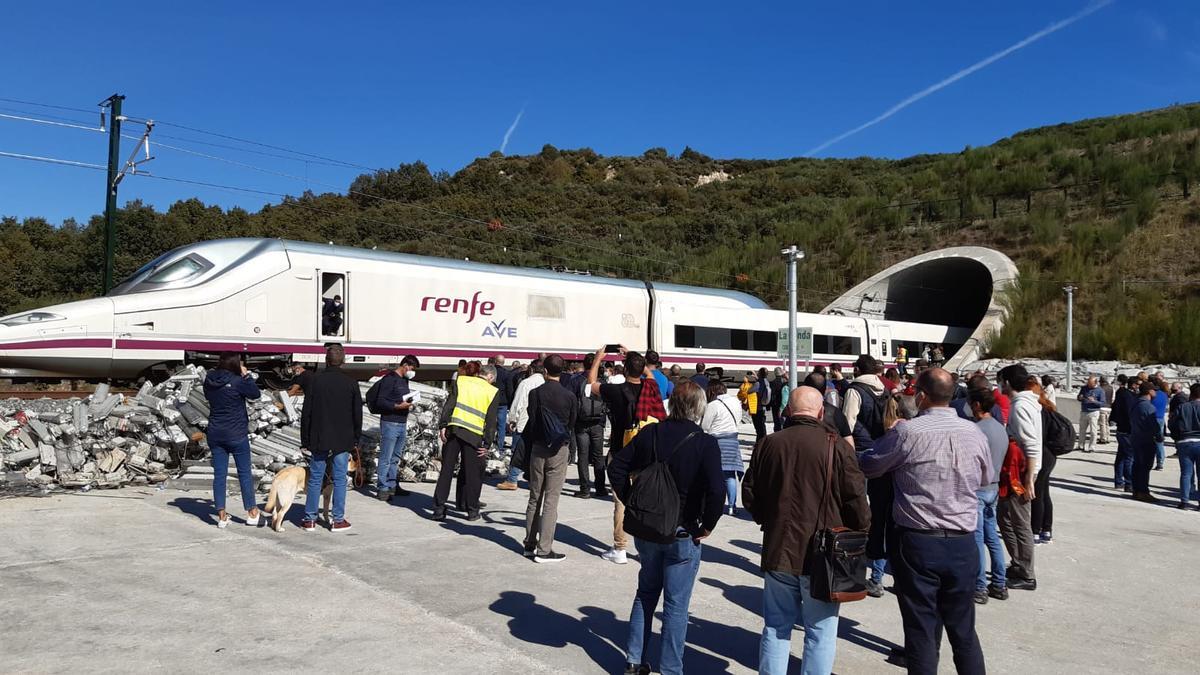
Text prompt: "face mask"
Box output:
[[404, 370, 416, 380]]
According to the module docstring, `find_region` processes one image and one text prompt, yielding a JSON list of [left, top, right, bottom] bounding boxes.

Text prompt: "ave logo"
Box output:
[[482, 319, 518, 339]]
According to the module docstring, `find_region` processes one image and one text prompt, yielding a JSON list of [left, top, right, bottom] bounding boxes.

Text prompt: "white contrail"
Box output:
[[499, 106, 525, 154], [804, 0, 1114, 157]]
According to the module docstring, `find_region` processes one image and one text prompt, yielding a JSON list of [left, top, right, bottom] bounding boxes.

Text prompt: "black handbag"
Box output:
[[806, 434, 870, 603]]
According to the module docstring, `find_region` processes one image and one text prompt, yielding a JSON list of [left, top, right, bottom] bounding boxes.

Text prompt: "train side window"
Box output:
[[674, 324, 775, 352], [814, 333, 861, 355], [320, 272, 346, 338]]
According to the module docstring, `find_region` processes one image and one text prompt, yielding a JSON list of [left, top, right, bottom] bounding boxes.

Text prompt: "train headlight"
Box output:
[[0, 312, 66, 327]]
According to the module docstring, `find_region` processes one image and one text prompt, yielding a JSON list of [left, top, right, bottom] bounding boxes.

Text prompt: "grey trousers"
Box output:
[[524, 443, 569, 556], [997, 495, 1035, 580]]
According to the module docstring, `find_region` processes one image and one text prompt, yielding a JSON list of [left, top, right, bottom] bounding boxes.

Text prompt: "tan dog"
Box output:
[[263, 455, 359, 532]]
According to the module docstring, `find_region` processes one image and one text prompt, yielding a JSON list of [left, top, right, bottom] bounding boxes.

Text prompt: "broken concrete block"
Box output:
[[96, 449, 127, 473]]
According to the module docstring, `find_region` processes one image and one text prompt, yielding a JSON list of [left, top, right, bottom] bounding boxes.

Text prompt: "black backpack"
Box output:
[[848, 382, 887, 441], [537, 403, 572, 450], [1043, 407, 1076, 456], [365, 378, 385, 415], [622, 428, 697, 544], [578, 384, 608, 425]]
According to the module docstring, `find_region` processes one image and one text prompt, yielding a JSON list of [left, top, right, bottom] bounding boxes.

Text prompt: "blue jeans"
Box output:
[[870, 558, 887, 584], [723, 470, 741, 509], [376, 421, 408, 491], [496, 405, 509, 451], [975, 485, 1006, 591], [210, 437, 256, 512], [506, 432, 523, 483], [305, 450, 348, 522], [1156, 419, 1166, 467], [1114, 433, 1134, 487], [760, 571, 840, 675], [625, 535, 702, 674], [1179, 442, 1200, 504]]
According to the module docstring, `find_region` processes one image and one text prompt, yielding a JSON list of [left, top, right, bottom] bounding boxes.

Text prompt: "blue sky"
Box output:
[[1, 1, 1196, 224]]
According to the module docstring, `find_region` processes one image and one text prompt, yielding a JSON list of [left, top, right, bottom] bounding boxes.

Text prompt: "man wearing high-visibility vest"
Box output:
[[433, 361, 500, 521], [897, 345, 909, 377]]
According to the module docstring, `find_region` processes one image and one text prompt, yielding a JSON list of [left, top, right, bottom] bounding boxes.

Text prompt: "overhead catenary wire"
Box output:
[[0, 150, 106, 170], [0, 112, 102, 132]]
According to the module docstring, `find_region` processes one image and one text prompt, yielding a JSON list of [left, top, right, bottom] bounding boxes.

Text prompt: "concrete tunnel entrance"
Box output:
[[822, 247, 1019, 369], [881, 257, 994, 328]]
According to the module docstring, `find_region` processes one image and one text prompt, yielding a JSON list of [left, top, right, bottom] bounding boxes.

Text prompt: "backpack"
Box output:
[[848, 382, 887, 442], [622, 428, 697, 544], [365, 378, 385, 414], [1043, 407, 1076, 456], [534, 390, 572, 450], [578, 383, 608, 425]]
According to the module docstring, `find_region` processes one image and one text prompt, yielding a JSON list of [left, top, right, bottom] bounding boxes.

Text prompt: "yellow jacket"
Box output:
[[738, 381, 758, 415]]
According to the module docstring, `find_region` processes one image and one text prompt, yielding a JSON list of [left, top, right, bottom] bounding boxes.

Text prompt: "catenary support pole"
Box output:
[[1064, 284, 1076, 393], [782, 246, 805, 388], [101, 94, 124, 293]]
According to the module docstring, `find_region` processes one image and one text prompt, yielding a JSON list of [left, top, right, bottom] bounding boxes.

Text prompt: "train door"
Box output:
[[875, 325, 892, 363], [317, 270, 349, 342]]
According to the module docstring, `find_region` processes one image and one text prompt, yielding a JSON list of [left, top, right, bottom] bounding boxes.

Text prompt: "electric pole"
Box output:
[[782, 245, 806, 388], [101, 94, 124, 293], [1064, 284, 1076, 394]]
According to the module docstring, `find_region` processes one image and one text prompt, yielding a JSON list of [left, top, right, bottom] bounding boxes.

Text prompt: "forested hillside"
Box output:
[[2, 104, 1199, 362]]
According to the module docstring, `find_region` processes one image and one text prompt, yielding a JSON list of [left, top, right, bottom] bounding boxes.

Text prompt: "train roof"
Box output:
[[274, 238, 770, 309]]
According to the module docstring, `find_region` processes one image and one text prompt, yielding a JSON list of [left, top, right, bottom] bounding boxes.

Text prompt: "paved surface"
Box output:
[[3, 424, 1198, 674]]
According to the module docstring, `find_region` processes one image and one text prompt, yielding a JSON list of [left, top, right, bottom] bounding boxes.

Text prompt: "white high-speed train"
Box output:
[[0, 238, 969, 383]]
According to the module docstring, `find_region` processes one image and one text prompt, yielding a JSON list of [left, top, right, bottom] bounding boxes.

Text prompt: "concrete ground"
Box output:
[[3, 423, 1198, 674]]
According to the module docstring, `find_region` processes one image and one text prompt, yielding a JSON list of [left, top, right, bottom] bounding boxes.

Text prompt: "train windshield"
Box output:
[[109, 253, 214, 295]]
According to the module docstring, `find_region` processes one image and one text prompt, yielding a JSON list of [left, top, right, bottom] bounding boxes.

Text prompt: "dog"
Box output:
[[263, 454, 359, 532]]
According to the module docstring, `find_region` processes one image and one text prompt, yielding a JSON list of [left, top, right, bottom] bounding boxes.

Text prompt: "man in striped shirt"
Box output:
[[860, 368, 991, 675]]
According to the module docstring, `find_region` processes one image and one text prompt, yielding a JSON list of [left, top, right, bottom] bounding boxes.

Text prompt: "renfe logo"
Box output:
[[420, 291, 495, 324]]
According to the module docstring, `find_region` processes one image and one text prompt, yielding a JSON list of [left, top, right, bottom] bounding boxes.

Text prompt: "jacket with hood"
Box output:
[[203, 369, 261, 444], [1007, 390, 1043, 475]]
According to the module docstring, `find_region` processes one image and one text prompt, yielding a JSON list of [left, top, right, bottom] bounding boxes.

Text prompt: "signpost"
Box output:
[[778, 327, 814, 386]]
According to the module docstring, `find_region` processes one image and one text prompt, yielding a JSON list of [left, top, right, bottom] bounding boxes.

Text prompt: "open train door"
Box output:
[[317, 270, 349, 344]]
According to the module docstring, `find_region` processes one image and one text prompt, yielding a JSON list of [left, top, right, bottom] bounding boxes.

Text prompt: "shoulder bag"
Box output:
[[806, 433, 870, 603]]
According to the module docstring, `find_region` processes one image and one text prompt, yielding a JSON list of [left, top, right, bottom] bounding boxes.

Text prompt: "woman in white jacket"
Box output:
[[701, 381, 745, 515]]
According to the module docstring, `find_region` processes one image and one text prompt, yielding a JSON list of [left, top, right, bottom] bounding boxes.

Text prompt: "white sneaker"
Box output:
[[245, 512, 260, 526], [601, 548, 628, 565], [217, 515, 231, 529]]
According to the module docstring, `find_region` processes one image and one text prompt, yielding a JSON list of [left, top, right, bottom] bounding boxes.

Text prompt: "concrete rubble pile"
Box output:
[[0, 365, 294, 492], [962, 358, 1200, 387]]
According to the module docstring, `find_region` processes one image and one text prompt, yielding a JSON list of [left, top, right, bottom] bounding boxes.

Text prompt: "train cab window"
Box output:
[[320, 273, 346, 338], [146, 257, 205, 283]]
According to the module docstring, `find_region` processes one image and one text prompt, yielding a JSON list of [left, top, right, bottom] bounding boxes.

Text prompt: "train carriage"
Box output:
[[0, 238, 969, 383]]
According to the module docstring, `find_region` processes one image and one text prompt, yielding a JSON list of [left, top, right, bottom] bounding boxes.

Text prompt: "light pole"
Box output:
[[1063, 284, 1076, 393], [782, 246, 806, 388]]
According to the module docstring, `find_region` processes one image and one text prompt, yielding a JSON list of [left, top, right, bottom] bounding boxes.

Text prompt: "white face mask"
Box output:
[[404, 370, 416, 380]]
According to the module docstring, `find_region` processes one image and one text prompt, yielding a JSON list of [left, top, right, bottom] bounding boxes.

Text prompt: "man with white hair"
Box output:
[[744, 386, 870, 675]]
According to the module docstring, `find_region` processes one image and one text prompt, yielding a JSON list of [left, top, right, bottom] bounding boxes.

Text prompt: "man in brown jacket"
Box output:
[[744, 386, 870, 675]]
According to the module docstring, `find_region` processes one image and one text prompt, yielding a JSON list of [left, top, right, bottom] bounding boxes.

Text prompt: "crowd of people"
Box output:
[[202, 343, 1199, 674]]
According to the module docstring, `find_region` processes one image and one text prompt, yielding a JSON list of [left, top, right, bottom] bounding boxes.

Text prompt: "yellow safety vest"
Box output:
[[449, 376, 498, 436]]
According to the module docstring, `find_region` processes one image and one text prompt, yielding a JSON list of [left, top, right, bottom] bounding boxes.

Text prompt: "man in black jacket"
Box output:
[[301, 344, 363, 532], [374, 355, 420, 501], [1110, 374, 1136, 492], [769, 368, 786, 432], [522, 354, 578, 563]]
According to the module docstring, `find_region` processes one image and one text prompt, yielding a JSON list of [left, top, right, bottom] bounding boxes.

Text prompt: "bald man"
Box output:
[[859, 368, 992, 674], [744, 385, 869, 674]]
